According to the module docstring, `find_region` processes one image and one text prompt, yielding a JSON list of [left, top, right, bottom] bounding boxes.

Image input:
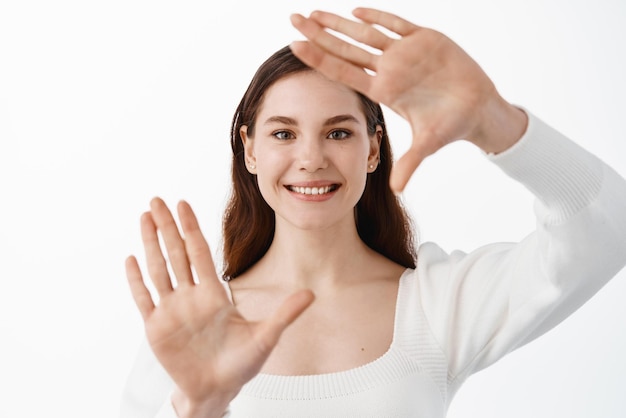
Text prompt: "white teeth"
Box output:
[[289, 185, 335, 195]]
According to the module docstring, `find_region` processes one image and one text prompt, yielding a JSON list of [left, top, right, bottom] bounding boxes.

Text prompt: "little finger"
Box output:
[[125, 255, 155, 321]]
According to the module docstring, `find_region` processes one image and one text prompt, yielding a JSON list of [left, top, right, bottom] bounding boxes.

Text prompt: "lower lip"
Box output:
[[286, 187, 339, 202]]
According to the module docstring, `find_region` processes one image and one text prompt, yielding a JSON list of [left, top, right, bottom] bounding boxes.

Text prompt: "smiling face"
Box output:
[[241, 71, 381, 231]]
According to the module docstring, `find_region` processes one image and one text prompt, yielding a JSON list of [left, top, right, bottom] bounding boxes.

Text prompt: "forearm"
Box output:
[[421, 110, 626, 381]]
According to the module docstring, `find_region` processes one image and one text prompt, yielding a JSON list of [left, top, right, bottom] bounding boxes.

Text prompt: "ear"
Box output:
[[240, 125, 257, 174], [367, 125, 382, 173]]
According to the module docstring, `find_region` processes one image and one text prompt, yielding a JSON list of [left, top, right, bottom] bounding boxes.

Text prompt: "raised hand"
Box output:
[[290, 8, 527, 192], [125, 198, 314, 416]]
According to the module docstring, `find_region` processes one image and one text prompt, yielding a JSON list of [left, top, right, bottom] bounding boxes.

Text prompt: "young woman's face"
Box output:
[[241, 71, 380, 231]]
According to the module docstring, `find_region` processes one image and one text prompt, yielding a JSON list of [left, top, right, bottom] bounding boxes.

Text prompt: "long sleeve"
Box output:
[[119, 339, 177, 418], [415, 110, 626, 396]]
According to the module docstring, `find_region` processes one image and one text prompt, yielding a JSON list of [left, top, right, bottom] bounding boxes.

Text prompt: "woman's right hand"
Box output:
[[125, 198, 314, 417]]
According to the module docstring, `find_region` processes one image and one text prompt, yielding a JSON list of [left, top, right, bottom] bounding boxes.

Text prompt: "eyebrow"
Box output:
[[262, 114, 360, 127]]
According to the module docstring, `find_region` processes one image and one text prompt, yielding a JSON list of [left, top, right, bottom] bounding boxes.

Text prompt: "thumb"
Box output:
[[389, 138, 433, 193], [255, 290, 315, 353]]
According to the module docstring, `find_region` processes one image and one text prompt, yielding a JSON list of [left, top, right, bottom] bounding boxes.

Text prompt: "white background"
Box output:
[[1, 0, 625, 417]]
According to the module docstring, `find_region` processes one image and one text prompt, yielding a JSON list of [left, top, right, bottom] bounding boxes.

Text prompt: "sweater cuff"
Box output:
[[155, 395, 178, 418], [486, 108, 604, 224], [157, 392, 232, 418]]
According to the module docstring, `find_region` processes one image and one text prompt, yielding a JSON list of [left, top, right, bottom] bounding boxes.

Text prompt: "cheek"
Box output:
[[340, 142, 369, 173], [254, 172, 277, 213], [254, 148, 288, 202], [256, 147, 289, 178]]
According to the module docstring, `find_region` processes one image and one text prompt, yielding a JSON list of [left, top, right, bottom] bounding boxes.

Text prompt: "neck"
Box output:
[[257, 215, 374, 291]]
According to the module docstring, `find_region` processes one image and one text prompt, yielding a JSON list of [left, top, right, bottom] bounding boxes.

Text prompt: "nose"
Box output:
[[297, 137, 328, 172]]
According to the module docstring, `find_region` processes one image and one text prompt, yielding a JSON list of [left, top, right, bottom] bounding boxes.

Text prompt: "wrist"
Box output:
[[171, 387, 234, 418], [470, 93, 528, 155]]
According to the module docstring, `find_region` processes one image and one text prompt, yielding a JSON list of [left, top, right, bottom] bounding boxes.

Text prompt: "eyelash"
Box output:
[[327, 129, 352, 140], [271, 129, 352, 141], [272, 130, 295, 140]]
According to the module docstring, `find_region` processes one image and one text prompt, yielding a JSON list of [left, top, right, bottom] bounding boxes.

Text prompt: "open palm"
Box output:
[[126, 198, 313, 408], [290, 8, 502, 191]]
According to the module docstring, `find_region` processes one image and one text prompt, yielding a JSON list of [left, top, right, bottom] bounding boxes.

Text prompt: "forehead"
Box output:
[[257, 71, 365, 122]]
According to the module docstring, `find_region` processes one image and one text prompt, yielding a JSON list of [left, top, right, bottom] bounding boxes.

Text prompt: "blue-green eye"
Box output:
[[273, 131, 294, 140], [328, 130, 351, 140]]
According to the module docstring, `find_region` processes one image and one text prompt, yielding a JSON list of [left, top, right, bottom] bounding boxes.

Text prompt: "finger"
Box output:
[[290, 14, 378, 71], [308, 10, 393, 51], [389, 140, 433, 193], [177, 200, 223, 291], [150, 197, 195, 287], [352, 7, 419, 37], [140, 211, 174, 296], [255, 290, 315, 353], [125, 255, 155, 321], [290, 41, 374, 96]]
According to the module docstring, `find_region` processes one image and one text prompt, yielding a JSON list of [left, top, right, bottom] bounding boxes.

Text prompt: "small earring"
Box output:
[[249, 164, 256, 170], [368, 164, 375, 169]]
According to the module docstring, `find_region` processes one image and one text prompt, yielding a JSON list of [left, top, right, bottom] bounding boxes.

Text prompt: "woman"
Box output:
[[121, 8, 626, 418]]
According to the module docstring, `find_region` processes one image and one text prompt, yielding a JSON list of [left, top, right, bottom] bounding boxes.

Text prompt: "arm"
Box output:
[[417, 110, 626, 388], [291, 5, 626, 388], [290, 7, 528, 192]]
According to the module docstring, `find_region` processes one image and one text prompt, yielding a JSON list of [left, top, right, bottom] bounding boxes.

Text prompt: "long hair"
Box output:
[[222, 46, 416, 279]]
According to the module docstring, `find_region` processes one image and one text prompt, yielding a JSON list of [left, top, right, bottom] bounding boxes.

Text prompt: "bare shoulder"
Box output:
[[359, 247, 409, 284]]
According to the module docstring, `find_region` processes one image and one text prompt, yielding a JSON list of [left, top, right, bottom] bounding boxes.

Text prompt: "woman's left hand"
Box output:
[[290, 8, 527, 192]]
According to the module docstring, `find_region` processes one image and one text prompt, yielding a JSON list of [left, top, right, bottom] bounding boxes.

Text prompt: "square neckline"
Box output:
[[222, 268, 413, 380]]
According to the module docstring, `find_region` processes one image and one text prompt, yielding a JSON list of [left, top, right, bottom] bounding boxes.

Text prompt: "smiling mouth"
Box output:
[[286, 184, 339, 195]]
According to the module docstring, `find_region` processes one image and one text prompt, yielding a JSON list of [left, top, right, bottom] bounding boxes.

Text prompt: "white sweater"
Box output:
[[120, 111, 626, 417]]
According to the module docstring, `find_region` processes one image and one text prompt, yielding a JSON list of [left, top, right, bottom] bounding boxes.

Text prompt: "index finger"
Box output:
[[176, 200, 222, 288]]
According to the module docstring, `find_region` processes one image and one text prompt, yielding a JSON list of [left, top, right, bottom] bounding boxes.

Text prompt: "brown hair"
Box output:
[[222, 46, 416, 279]]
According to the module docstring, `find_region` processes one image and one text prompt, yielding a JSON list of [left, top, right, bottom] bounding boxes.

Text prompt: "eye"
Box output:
[[272, 130, 295, 140], [327, 129, 351, 140]]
